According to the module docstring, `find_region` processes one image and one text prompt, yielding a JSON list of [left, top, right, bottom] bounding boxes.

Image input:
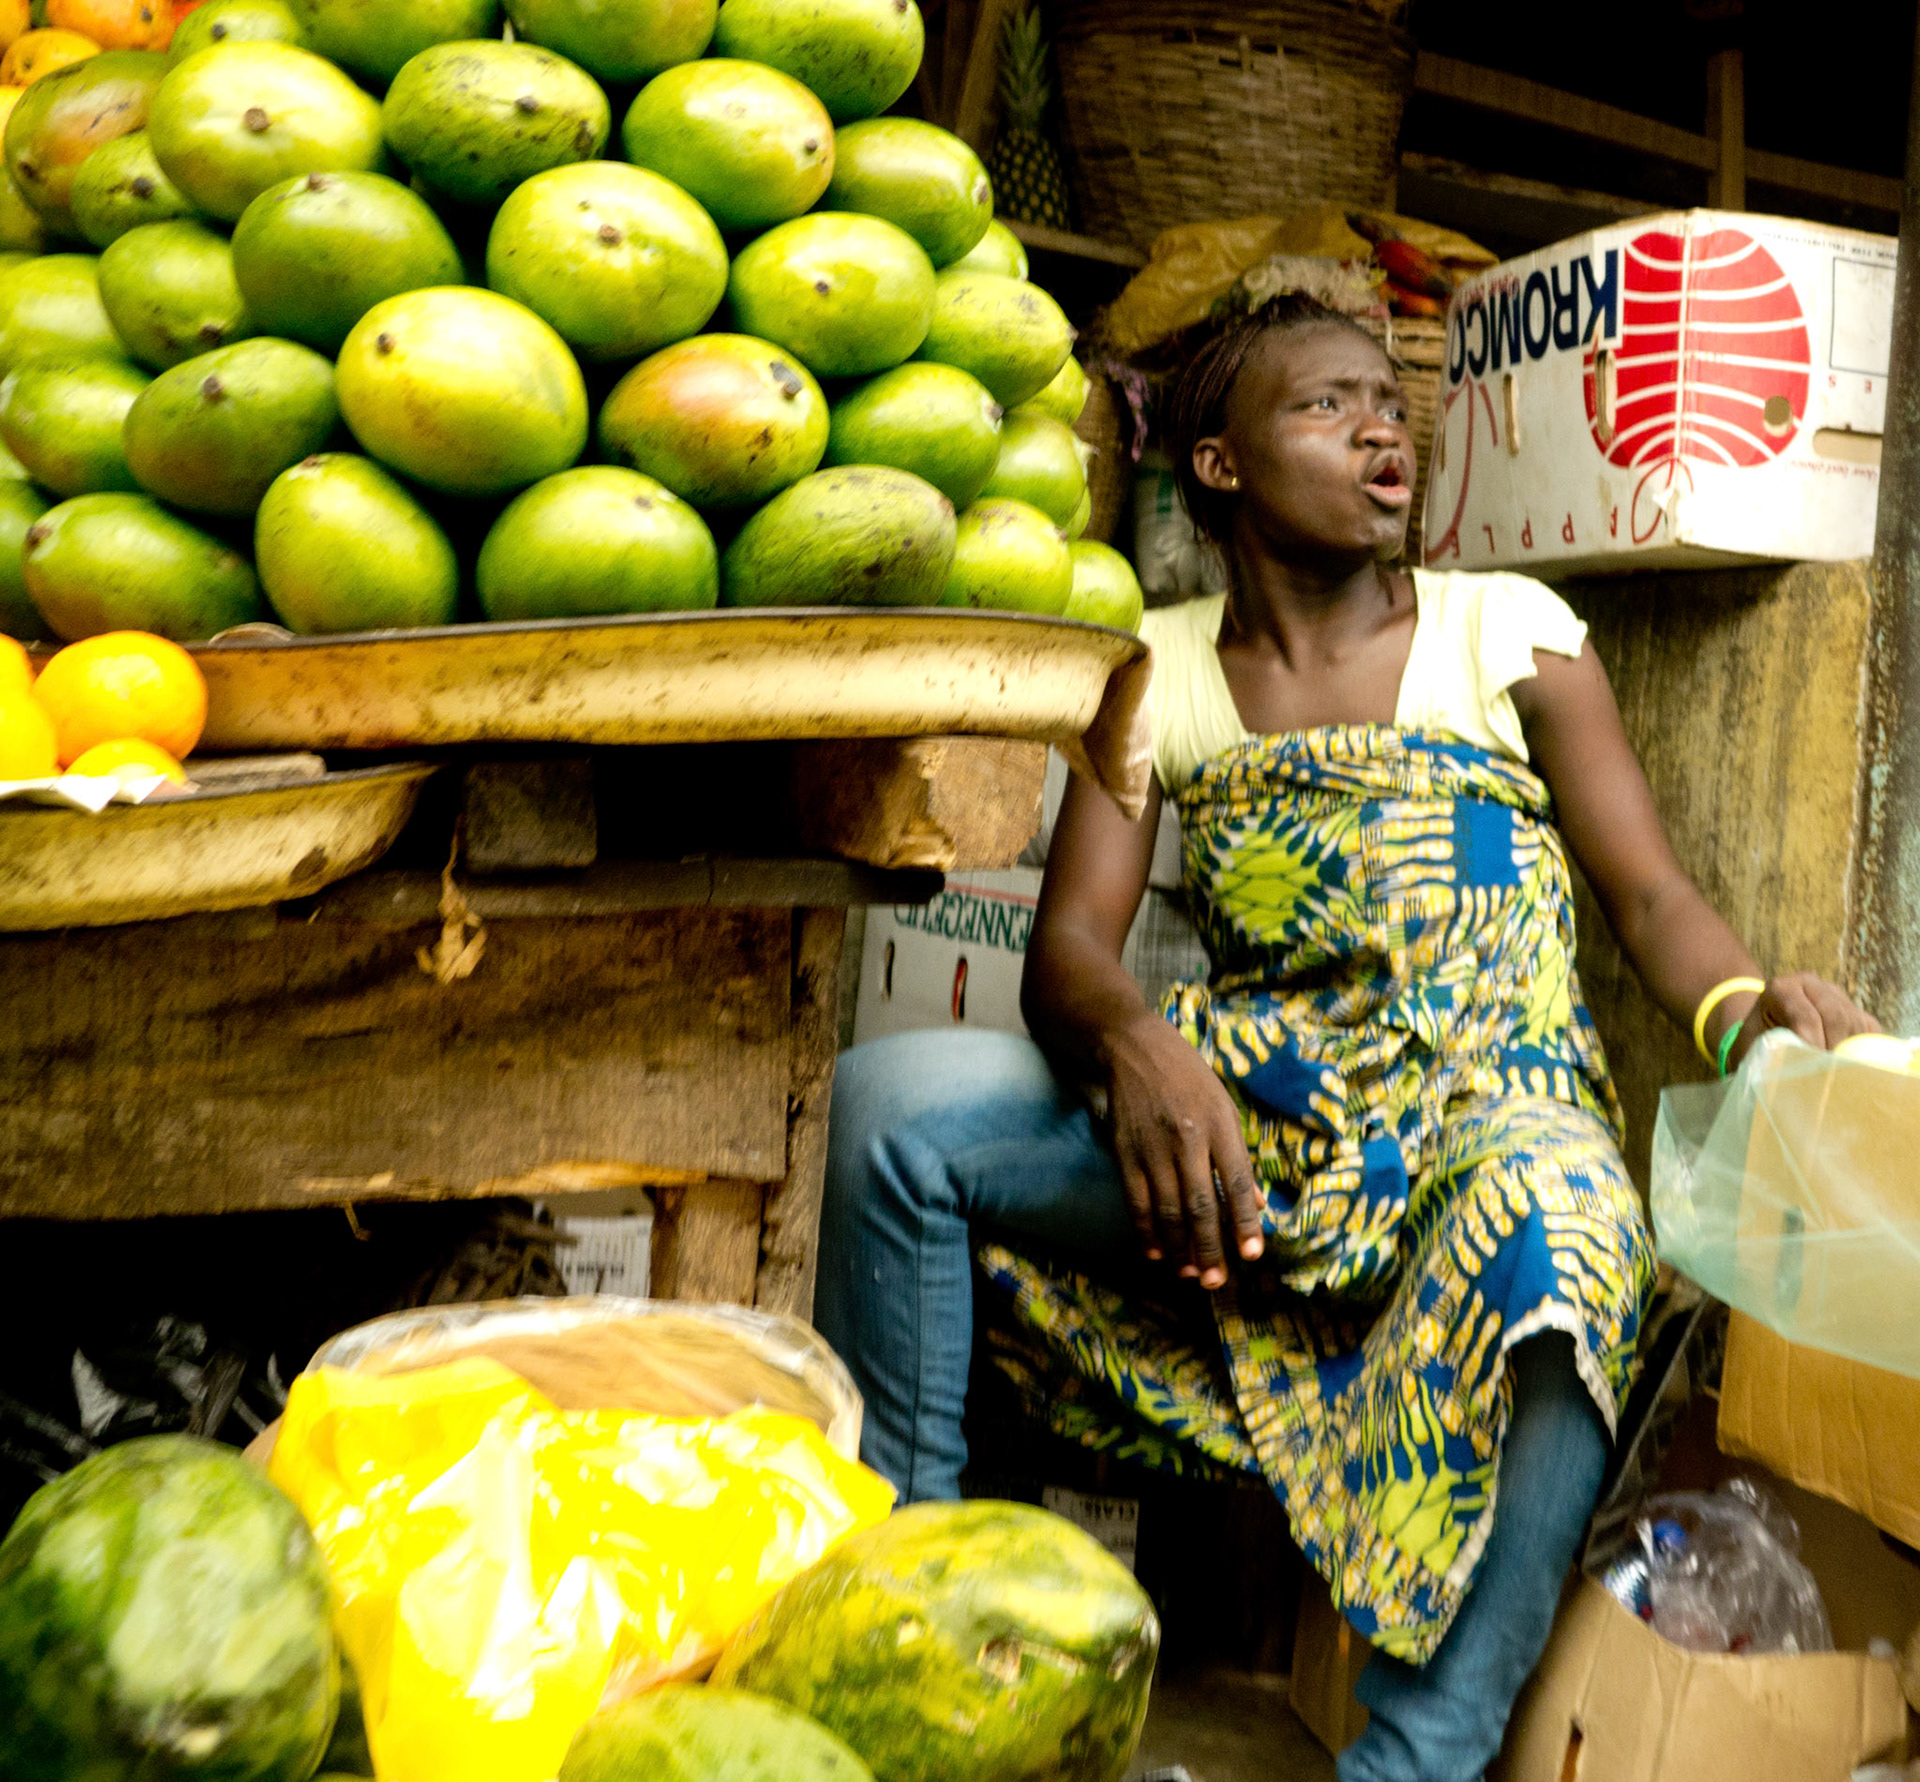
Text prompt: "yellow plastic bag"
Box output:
[[270, 1353, 894, 1782]]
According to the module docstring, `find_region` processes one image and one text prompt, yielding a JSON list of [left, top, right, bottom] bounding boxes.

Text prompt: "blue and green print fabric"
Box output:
[[979, 725, 1655, 1664]]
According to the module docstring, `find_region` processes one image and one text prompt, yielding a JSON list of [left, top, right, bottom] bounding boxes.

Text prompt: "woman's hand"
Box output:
[[1726, 972, 1880, 1069], [1101, 1012, 1266, 1289]]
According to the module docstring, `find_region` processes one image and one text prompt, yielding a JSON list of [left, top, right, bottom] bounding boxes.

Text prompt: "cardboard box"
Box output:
[[1421, 210, 1896, 575], [852, 868, 1209, 1045], [1289, 1570, 1371, 1754], [1291, 1502, 1914, 1778], [1720, 1311, 1920, 1552], [1491, 1577, 1907, 1782]]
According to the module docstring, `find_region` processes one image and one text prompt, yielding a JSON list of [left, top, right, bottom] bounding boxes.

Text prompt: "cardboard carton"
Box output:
[[1492, 1577, 1907, 1782], [1290, 1510, 1912, 1778], [1719, 1311, 1920, 1552], [1421, 210, 1896, 575]]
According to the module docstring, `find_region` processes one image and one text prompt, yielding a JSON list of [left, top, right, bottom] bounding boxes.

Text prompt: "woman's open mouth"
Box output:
[[1364, 460, 1414, 509]]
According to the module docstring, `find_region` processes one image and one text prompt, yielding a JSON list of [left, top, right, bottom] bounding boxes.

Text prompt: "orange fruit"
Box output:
[[66, 735, 186, 781], [0, 0, 30, 56], [0, 28, 102, 86], [30, 630, 206, 765], [47, 0, 170, 50], [0, 632, 31, 696], [0, 685, 56, 776]]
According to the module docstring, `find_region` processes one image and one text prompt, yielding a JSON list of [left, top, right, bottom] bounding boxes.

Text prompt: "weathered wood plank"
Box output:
[[0, 905, 793, 1219], [652, 1178, 766, 1306], [756, 906, 847, 1320], [307, 857, 942, 925], [789, 737, 1046, 871]]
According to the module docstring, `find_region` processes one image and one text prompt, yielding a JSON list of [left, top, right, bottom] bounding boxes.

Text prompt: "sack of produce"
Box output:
[[268, 1297, 893, 1782]]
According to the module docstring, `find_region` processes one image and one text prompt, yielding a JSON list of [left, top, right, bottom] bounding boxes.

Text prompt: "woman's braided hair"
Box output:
[[1161, 294, 1384, 547]]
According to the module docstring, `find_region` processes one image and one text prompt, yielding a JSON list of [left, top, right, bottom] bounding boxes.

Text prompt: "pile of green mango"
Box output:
[[0, 0, 1141, 645]]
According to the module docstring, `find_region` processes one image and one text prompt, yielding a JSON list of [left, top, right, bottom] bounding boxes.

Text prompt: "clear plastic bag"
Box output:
[[269, 1298, 894, 1782], [1625, 1479, 1832, 1655], [1652, 1029, 1920, 1378]]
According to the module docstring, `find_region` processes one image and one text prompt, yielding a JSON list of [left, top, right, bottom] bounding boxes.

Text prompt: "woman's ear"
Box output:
[[1192, 436, 1241, 494]]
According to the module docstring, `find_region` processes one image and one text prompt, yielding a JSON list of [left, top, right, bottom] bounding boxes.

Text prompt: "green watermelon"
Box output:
[[0, 1434, 340, 1782], [560, 1684, 875, 1782], [712, 1500, 1159, 1782]]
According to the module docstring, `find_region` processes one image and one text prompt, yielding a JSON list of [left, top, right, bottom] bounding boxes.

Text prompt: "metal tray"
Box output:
[[0, 761, 436, 932], [187, 609, 1154, 809]]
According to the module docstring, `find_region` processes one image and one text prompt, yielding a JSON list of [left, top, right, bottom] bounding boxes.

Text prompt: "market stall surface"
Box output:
[[1130, 1669, 1335, 1782]]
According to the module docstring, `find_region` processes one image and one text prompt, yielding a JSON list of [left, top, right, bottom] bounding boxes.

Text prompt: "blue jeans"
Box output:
[[816, 1029, 1610, 1782]]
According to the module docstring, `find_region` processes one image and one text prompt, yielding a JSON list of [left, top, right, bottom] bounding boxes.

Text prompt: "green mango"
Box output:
[[916, 267, 1073, 408], [940, 495, 1071, 613], [978, 407, 1086, 530], [98, 219, 255, 369], [711, 0, 922, 124], [826, 119, 990, 268], [169, 0, 307, 63], [255, 451, 459, 632], [0, 255, 118, 373], [486, 161, 726, 364], [0, 353, 148, 496], [147, 41, 385, 222], [383, 40, 610, 210], [477, 465, 718, 619], [949, 218, 1027, 279], [287, 0, 501, 87], [825, 361, 1001, 510], [503, 0, 714, 86], [70, 132, 197, 248], [123, 335, 339, 516], [1065, 539, 1142, 630], [230, 169, 462, 355], [727, 212, 935, 380], [723, 464, 953, 607], [23, 494, 264, 640], [621, 59, 830, 234], [597, 332, 826, 509]]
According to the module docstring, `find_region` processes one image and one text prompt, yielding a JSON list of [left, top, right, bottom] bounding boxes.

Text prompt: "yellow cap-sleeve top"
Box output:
[[1138, 569, 1590, 792]]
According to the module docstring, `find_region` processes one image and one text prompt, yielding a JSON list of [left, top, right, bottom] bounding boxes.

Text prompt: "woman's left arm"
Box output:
[[1514, 644, 1878, 1069]]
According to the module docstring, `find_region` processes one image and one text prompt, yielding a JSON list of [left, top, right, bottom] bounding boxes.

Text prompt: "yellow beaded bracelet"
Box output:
[[1693, 977, 1767, 1064]]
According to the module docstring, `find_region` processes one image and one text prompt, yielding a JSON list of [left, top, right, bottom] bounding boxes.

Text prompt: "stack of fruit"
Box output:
[[0, 0, 1144, 655], [0, 626, 204, 783]]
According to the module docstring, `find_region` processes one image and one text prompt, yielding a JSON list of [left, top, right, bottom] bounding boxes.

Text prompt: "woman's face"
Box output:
[[1194, 322, 1415, 563]]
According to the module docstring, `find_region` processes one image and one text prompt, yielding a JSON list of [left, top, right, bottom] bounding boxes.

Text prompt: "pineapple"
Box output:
[[988, 5, 1073, 232]]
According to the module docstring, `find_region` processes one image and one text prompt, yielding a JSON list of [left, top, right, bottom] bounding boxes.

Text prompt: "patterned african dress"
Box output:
[[980, 724, 1656, 1664]]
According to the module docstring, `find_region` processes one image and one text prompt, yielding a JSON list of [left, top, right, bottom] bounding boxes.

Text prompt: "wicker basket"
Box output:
[[1052, 1, 1415, 255], [1362, 313, 1445, 558], [1075, 367, 1131, 545]]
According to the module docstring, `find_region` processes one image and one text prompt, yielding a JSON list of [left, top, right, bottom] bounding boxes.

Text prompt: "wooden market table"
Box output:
[[0, 613, 1152, 1324]]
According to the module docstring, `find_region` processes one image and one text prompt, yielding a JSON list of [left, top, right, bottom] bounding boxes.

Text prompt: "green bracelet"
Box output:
[[1717, 1021, 1743, 1079]]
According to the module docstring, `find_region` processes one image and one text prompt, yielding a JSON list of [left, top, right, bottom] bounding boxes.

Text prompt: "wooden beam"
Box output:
[[651, 1179, 765, 1306], [1007, 220, 1147, 269], [789, 736, 1046, 871], [953, 0, 1012, 151], [755, 907, 847, 1320], [1414, 51, 1717, 171], [1706, 49, 1745, 210], [1746, 148, 1902, 214], [1414, 51, 1898, 217]]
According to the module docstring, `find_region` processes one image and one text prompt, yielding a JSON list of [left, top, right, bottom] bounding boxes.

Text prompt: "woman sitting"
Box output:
[[814, 294, 1874, 1782]]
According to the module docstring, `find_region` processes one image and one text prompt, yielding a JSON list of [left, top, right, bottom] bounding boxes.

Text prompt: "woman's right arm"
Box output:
[[1022, 771, 1265, 1288]]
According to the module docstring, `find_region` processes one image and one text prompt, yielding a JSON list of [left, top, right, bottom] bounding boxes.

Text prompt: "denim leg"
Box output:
[[1337, 1334, 1609, 1782], [814, 1029, 1135, 1503]]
